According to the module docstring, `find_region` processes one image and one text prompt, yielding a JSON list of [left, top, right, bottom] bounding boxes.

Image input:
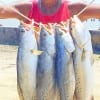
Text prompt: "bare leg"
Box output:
[[91, 96, 94, 100], [73, 95, 76, 100]]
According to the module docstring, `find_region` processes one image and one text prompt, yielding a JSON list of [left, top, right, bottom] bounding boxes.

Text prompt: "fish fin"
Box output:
[[30, 49, 43, 55]]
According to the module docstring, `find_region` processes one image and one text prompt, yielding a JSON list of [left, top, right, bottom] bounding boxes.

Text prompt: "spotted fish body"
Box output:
[[17, 27, 38, 100], [55, 26, 75, 100], [71, 16, 93, 100], [37, 26, 56, 100], [71, 15, 91, 49]]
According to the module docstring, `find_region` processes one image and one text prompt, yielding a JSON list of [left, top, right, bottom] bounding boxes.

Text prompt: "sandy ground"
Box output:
[[0, 45, 100, 100]]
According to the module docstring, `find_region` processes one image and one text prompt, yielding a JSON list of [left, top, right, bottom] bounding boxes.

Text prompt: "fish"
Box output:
[[71, 15, 94, 100], [36, 24, 56, 100], [71, 15, 91, 49], [55, 24, 75, 100], [17, 26, 39, 100]]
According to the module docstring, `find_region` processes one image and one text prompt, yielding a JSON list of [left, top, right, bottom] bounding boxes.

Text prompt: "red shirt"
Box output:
[[27, 0, 70, 24]]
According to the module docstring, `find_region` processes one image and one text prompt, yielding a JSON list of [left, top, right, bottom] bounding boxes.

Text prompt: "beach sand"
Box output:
[[0, 45, 100, 100]]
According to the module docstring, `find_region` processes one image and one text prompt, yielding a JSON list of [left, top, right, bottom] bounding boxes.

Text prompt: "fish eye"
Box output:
[[20, 29, 25, 33], [59, 32, 63, 36], [43, 33, 47, 37]]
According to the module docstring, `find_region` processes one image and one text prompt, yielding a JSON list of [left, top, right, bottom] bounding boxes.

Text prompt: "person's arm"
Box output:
[[68, 2, 100, 21], [0, 2, 32, 21]]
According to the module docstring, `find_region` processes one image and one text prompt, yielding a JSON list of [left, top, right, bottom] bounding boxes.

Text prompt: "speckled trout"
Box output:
[[17, 27, 41, 100], [36, 25, 56, 100], [55, 25, 75, 100], [71, 15, 94, 100]]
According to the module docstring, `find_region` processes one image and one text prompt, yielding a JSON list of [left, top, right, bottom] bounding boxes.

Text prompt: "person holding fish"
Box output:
[[0, 0, 100, 100]]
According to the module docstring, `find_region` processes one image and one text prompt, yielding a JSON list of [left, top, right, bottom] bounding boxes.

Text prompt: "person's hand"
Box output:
[[21, 21, 32, 31]]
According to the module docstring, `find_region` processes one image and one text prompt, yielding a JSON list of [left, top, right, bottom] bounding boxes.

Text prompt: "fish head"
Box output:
[[62, 33, 75, 53], [70, 15, 91, 49], [19, 28, 37, 50], [40, 27, 49, 38], [39, 25, 56, 56], [71, 15, 84, 36]]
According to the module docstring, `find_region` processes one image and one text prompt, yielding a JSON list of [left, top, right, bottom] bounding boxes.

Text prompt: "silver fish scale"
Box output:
[[38, 27, 55, 57], [71, 16, 94, 100], [55, 27, 75, 100], [17, 28, 38, 100], [36, 27, 56, 100]]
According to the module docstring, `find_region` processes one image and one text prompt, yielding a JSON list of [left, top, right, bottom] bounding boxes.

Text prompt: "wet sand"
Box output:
[[0, 45, 100, 100]]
